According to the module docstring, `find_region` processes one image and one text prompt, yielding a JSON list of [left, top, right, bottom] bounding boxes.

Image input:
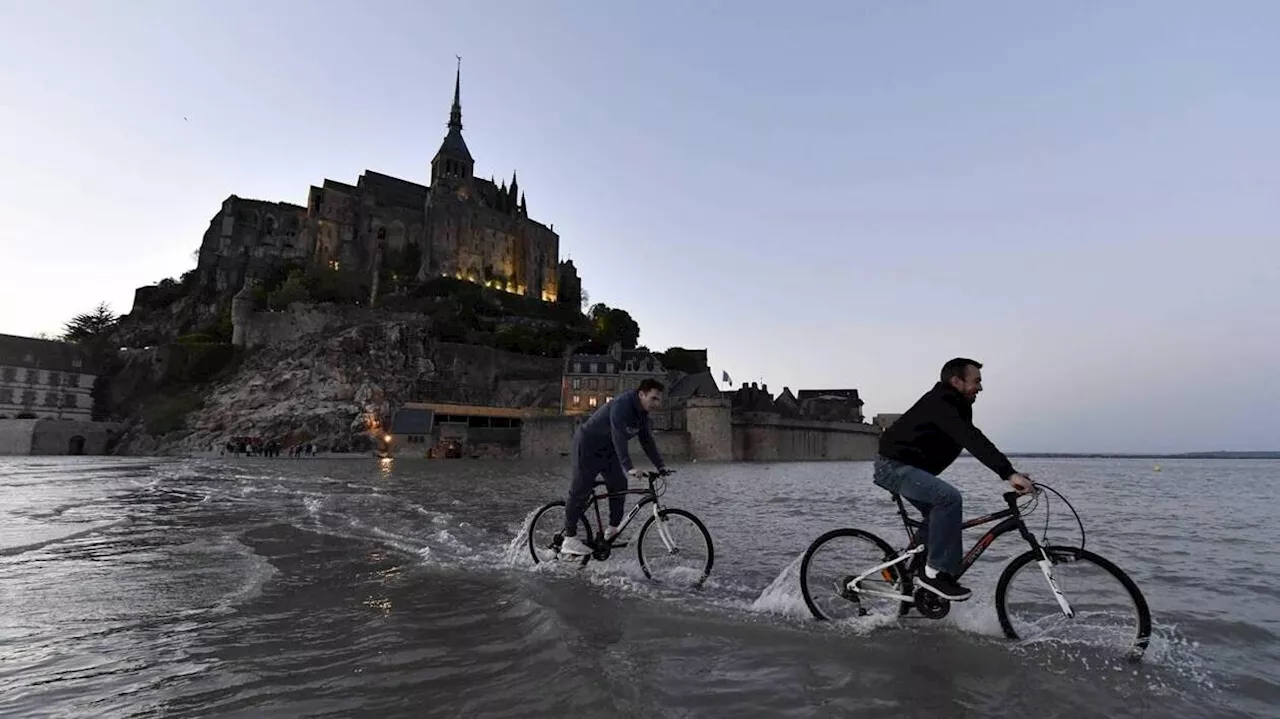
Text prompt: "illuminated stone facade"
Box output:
[[191, 65, 569, 304]]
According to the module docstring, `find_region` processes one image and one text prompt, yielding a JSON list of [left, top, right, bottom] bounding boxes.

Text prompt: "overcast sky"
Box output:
[[1, 0, 1276, 453]]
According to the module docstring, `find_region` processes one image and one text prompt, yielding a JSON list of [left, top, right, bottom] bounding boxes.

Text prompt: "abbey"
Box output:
[[194, 64, 577, 305]]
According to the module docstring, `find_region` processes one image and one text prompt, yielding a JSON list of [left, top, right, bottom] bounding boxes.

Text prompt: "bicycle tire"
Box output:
[[636, 507, 714, 587], [799, 527, 912, 621], [527, 500, 594, 565], [994, 545, 1152, 662]]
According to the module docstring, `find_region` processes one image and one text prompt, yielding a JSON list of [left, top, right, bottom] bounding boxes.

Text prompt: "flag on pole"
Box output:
[[722, 370, 733, 386]]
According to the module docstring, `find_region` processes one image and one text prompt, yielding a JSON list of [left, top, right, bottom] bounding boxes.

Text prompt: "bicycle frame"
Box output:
[[582, 475, 679, 554], [847, 490, 1075, 617]]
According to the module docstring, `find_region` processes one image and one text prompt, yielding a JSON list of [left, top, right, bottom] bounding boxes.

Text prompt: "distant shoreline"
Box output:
[[1002, 451, 1280, 460]]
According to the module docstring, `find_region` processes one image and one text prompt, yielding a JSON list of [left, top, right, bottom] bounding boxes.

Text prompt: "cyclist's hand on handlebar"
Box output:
[[1008, 473, 1034, 495], [658, 467, 675, 477]]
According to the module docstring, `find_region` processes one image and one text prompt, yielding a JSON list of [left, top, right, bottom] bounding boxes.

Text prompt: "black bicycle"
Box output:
[[799, 483, 1152, 662], [526, 469, 714, 588]]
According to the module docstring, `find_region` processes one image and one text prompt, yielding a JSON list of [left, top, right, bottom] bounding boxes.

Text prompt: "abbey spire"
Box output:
[[431, 56, 474, 185]]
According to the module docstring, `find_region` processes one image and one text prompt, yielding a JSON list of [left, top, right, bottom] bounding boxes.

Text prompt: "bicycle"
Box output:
[[798, 483, 1152, 662], [526, 469, 715, 588]]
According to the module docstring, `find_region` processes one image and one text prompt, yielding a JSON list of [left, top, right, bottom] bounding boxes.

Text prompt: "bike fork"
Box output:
[[652, 503, 679, 554], [1037, 550, 1075, 618]]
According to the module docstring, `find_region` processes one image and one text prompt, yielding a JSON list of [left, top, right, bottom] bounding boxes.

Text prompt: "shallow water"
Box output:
[[0, 455, 1275, 717]]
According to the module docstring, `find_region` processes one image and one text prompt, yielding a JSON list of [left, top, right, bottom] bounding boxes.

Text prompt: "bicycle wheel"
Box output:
[[995, 545, 1152, 662], [527, 500, 594, 565], [636, 507, 714, 588], [800, 528, 912, 622]]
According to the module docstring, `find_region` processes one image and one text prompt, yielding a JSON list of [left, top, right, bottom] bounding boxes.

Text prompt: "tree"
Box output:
[[268, 273, 311, 310], [62, 302, 118, 344], [588, 303, 641, 350], [658, 347, 708, 374]]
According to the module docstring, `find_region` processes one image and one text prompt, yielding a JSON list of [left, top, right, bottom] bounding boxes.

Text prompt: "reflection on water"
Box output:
[[0, 455, 1275, 717]]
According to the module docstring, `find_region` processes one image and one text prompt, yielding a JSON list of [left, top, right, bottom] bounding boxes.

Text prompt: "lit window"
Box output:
[[572, 395, 581, 406], [572, 378, 581, 389], [573, 363, 582, 373], [329, 260, 340, 271], [588, 396, 598, 408], [605, 396, 613, 403]]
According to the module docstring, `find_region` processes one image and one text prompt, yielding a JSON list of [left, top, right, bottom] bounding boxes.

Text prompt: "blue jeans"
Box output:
[[873, 456, 963, 575]]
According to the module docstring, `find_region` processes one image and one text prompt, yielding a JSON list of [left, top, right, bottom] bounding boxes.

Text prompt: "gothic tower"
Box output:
[[430, 59, 474, 187]]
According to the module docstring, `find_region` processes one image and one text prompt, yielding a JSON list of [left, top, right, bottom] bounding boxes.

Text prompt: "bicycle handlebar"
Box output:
[[1003, 484, 1041, 509], [636, 468, 676, 481]]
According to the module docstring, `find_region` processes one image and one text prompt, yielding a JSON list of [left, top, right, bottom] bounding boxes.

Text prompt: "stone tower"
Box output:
[[429, 59, 474, 188], [230, 276, 257, 348]]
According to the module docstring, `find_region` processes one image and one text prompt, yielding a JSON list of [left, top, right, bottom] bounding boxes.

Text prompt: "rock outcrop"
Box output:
[[110, 304, 565, 455]]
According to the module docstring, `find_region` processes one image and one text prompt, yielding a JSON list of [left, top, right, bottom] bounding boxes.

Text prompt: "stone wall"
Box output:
[[519, 415, 690, 461], [731, 412, 879, 461], [425, 342, 563, 408], [0, 419, 35, 454], [0, 419, 123, 456], [239, 305, 425, 351], [684, 397, 733, 461]]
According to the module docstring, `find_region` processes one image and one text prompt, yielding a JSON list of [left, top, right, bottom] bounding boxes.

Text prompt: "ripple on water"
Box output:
[[0, 456, 1274, 717]]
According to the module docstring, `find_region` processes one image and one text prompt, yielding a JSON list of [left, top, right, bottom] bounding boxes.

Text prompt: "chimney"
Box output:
[[762, 384, 769, 394]]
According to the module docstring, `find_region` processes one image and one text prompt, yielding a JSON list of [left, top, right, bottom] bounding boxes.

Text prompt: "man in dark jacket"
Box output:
[[875, 358, 1034, 600], [559, 379, 668, 556]]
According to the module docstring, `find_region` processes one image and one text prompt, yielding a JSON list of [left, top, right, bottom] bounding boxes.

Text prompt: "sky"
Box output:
[[1, 0, 1277, 453]]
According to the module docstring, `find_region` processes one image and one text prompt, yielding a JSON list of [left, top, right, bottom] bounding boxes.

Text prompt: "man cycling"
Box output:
[[559, 379, 668, 557], [874, 358, 1034, 601]]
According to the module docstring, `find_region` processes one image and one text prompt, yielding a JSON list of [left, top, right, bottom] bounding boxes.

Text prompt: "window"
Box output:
[[25, 369, 38, 383], [590, 363, 598, 373], [43, 392, 58, 407], [21, 390, 36, 406], [572, 395, 581, 407], [0, 388, 13, 403], [48, 373, 61, 388], [606, 363, 614, 373], [588, 378, 598, 390], [72, 358, 82, 368], [2, 367, 14, 381], [588, 396, 598, 408], [65, 373, 78, 387], [329, 260, 340, 271], [63, 394, 76, 408], [573, 362, 582, 373], [606, 378, 617, 391], [572, 378, 581, 390]]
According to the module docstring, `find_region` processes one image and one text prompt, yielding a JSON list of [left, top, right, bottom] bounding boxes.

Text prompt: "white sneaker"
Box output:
[[604, 525, 623, 542], [559, 536, 592, 556]]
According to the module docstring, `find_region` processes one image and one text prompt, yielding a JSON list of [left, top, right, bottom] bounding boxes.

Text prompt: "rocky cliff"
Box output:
[[111, 304, 564, 455]]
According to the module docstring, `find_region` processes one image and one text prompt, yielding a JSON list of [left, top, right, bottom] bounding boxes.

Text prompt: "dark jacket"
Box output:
[[576, 389, 665, 472], [878, 382, 1017, 480]]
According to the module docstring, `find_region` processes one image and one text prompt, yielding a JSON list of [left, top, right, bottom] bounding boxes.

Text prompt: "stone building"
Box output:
[[562, 342, 682, 415], [0, 334, 99, 421], [872, 413, 903, 430], [189, 64, 569, 306], [796, 389, 866, 423]]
